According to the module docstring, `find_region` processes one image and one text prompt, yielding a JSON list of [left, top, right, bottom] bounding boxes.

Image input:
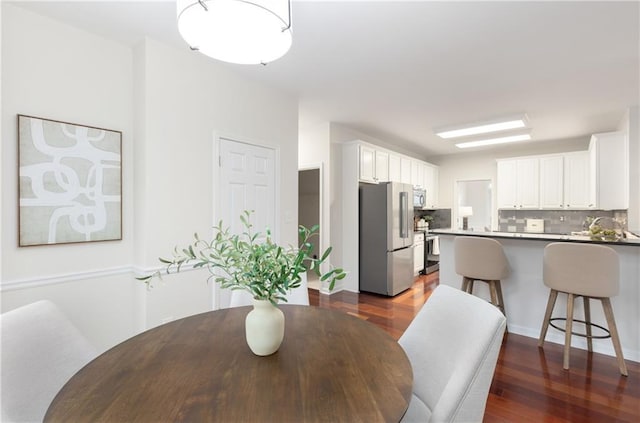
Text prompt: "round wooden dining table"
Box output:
[[45, 305, 413, 422]]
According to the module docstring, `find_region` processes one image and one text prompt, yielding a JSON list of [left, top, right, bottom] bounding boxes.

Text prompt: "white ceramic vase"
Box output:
[[245, 299, 285, 356]]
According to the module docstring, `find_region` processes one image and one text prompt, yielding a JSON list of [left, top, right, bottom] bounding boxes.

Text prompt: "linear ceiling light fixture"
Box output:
[[455, 134, 532, 149], [436, 115, 528, 139], [177, 0, 292, 65]]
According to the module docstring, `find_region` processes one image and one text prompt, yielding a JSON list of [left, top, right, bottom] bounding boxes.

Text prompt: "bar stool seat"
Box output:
[[538, 242, 628, 376], [454, 236, 510, 324]]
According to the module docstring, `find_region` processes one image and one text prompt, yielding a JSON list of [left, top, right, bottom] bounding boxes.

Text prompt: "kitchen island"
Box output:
[[431, 229, 640, 363]]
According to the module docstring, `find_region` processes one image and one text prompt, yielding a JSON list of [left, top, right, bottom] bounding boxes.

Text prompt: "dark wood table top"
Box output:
[[45, 305, 413, 423]]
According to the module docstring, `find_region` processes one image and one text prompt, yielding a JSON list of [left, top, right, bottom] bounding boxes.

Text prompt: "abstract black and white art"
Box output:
[[18, 115, 122, 246]]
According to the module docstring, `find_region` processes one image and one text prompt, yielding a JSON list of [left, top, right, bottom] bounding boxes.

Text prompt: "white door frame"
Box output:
[[453, 178, 494, 231], [212, 131, 281, 308], [298, 163, 326, 277]]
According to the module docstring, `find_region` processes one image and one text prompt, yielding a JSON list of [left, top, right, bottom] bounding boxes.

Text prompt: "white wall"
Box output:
[[618, 106, 640, 231], [1, 4, 136, 350], [1, 4, 298, 350]]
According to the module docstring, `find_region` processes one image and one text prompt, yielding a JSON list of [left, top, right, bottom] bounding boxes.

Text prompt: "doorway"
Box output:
[[456, 180, 492, 231], [217, 136, 277, 307], [298, 167, 321, 290]]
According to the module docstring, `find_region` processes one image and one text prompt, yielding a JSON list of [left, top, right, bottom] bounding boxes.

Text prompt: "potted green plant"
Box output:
[[138, 210, 345, 356]]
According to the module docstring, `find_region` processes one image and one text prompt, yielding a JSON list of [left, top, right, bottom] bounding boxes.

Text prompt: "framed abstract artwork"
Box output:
[[18, 115, 122, 246]]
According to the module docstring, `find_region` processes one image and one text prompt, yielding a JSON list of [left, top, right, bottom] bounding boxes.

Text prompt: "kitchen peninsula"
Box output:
[[432, 229, 640, 363]]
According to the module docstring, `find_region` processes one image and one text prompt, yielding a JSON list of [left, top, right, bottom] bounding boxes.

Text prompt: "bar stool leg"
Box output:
[[495, 281, 507, 317], [489, 280, 508, 333], [489, 281, 499, 309], [538, 289, 558, 347], [583, 296, 593, 352], [563, 293, 575, 370], [601, 298, 628, 377], [461, 277, 470, 293]]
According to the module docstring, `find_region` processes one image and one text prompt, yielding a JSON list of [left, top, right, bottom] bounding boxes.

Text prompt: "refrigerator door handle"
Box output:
[[405, 190, 411, 241], [400, 191, 408, 238]]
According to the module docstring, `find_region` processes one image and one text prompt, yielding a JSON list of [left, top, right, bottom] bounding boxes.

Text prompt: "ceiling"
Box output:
[[11, 1, 640, 157]]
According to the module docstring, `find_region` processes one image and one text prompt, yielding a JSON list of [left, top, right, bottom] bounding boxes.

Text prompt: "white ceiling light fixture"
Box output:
[[455, 134, 532, 149], [436, 114, 529, 139], [177, 0, 292, 65]]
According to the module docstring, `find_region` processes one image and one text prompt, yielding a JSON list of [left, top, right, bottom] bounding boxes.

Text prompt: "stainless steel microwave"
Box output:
[[413, 188, 426, 208]]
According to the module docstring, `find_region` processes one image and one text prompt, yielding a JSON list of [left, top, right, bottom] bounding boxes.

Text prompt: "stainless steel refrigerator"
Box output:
[[359, 182, 414, 296]]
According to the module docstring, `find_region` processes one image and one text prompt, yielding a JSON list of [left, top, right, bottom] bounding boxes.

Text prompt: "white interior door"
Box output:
[[218, 138, 276, 237], [216, 137, 276, 309]]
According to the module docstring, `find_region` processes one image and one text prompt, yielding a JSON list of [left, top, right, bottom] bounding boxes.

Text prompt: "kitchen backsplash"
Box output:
[[498, 210, 628, 234], [415, 208, 451, 230]]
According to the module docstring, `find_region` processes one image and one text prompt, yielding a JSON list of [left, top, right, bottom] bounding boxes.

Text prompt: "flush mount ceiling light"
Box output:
[[455, 134, 532, 149], [436, 114, 529, 139], [177, 0, 292, 65]]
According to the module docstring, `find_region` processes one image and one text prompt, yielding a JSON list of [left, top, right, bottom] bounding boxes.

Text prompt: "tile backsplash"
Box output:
[[415, 209, 451, 230], [498, 210, 628, 234]]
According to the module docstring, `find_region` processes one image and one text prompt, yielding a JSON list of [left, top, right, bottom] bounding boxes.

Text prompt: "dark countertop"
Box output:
[[430, 229, 640, 247]]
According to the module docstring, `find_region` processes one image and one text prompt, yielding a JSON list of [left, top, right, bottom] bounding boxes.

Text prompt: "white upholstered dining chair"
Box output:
[[398, 285, 506, 423], [1, 300, 97, 423], [229, 271, 310, 307]]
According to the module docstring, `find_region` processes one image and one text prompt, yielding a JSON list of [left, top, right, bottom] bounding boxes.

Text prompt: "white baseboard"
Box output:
[[508, 323, 639, 364]]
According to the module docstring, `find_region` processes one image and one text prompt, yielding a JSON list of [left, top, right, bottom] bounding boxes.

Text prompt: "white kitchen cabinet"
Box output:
[[540, 153, 592, 209], [375, 150, 390, 182], [413, 233, 424, 275], [539, 156, 564, 209], [359, 144, 376, 183], [359, 145, 391, 183], [411, 160, 425, 188], [517, 159, 539, 208], [497, 158, 539, 209], [589, 132, 629, 210], [423, 163, 439, 208], [388, 153, 401, 182], [497, 160, 518, 209], [563, 151, 592, 209], [400, 157, 412, 184]]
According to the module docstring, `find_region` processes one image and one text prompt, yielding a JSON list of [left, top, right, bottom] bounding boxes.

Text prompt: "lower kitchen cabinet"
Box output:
[[413, 232, 424, 275]]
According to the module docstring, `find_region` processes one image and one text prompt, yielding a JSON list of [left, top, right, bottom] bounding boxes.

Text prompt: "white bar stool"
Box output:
[[538, 242, 628, 376], [454, 236, 510, 323]]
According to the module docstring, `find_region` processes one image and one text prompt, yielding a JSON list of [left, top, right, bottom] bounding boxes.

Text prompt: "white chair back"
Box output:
[[1, 300, 97, 423], [398, 285, 506, 423]]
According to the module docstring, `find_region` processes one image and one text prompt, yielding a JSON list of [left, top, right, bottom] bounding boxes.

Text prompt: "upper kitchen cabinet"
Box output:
[[400, 157, 412, 184], [411, 160, 425, 188], [356, 143, 439, 207], [539, 152, 592, 209], [497, 157, 539, 209], [539, 156, 564, 208], [388, 153, 401, 182], [589, 132, 629, 210], [375, 150, 390, 182], [359, 144, 391, 183], [359, 144, 376, 183], [423, 163, 439, 209], [563, 151, 592, 209]]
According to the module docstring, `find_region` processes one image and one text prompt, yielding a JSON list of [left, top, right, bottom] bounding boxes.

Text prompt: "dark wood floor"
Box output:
[[309, 273, 640, 423]]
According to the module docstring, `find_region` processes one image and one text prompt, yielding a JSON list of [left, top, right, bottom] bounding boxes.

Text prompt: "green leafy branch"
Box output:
[[137, 210, 345, 305]]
